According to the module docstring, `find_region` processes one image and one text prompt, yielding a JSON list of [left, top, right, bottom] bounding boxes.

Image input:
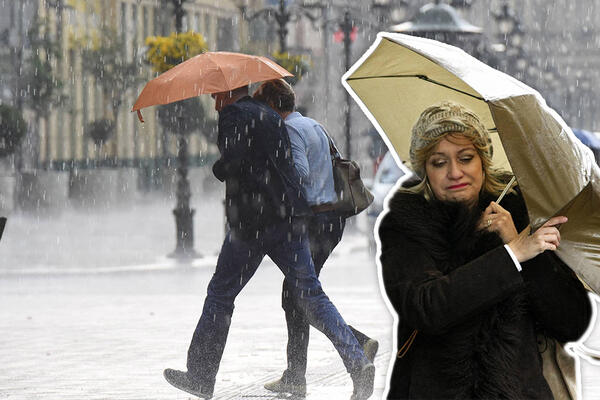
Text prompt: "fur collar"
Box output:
[[386, 182, 528, 272], [385, 183, 532, 398]]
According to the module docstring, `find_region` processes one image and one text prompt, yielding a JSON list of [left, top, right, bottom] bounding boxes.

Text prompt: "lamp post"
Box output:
[[492, 2, 580, 130], [237, 0, 318, 53], [166, 0, 200, 260], [492, 2, 556, 100], [371, 0, 410, 31], [390, 0, 485, 61], [239, 1, 353, 154], [311, 1, 408, 159], [492, 2, 528, 79], [339, 10, 354, 159]]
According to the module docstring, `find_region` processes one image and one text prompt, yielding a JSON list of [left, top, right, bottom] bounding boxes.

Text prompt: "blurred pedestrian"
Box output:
[[378, 101, 591, 399], [254, 79, 379, 397], [163, 85, 375, 400]]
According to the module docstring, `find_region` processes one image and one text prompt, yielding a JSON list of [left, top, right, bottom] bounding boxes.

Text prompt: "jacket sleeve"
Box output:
[[520, 252, 592, 342], [216, 106, 251, 164], [504, 190, 592, 342], [378, 214, 525, 335], [211, 105, 252, 182]]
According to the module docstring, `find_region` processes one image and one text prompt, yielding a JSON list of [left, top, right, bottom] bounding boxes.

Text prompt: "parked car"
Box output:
[[366, 151, 412, 253]]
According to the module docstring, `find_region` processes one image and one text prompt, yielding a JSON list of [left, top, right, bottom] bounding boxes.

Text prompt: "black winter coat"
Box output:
[[212, 96, 311, 239], [378, 184, 591, 399]]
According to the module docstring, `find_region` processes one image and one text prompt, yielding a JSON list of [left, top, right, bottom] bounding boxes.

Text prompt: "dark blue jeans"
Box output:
[[186, 217, 368, 390], [281, 211, 370, 382]]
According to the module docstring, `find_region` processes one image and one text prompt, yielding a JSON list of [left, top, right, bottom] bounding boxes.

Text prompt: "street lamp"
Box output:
[[492, 2, 570, 126], [391, 1, 482, 35], [165, 0, 200, 260], [371, 0, 410, 30], [236, 0, 318, 53], [491, 2, 530, 79], [492, 3, 556, 93], [390, 1, 484, 62], [330, 5, 389, 159], [239, 1, 407, 159], [339, 10, 355, 159], [300, 1, 408, 158], [494, 3, 517, 41]]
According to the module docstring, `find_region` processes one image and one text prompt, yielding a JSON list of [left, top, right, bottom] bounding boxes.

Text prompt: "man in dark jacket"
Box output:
[[163, 85, 375, 400]]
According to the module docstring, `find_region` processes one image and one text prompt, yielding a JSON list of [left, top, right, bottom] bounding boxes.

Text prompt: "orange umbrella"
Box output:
[[132, 51, 293, 122]]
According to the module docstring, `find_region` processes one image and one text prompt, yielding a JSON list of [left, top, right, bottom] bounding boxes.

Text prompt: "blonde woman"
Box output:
[[378, 101, 591, 399]]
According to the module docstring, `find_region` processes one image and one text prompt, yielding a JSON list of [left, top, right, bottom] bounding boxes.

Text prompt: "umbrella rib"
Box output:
[[347, 74, 485, 102]]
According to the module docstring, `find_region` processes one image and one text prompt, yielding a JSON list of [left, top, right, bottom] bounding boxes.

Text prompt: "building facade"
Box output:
[[0, 0, 598, 210], [0, 0, 242, 173]]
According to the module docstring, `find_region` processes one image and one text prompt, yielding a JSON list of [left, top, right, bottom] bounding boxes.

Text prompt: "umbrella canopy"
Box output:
[[342, 32, 600, 292], [132, 51, 293, 121]]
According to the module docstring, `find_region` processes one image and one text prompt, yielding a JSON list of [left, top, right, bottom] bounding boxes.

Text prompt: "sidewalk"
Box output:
[[0, 195, 395, 399], [0, 243, 394, 400], [0, 191, 227, 272], [1, 195, 598, 399]]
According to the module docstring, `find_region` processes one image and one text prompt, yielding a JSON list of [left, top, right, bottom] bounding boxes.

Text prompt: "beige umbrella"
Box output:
[[342, 32, 600, 293]]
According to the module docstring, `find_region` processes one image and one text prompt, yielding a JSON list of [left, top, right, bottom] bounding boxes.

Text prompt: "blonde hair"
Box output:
[[406, 101, 512, 200]]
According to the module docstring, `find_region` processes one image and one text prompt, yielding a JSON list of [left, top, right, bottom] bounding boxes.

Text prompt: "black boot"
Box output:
[[163, 368, 213, 399], [349, 326, 379, 363]]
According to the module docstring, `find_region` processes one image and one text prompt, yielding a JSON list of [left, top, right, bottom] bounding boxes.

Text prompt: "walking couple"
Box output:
[[164, 79, 378, 400]]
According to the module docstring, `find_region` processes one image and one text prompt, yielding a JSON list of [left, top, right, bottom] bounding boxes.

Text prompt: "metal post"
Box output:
[[169, 126, 199, 259], [322, 5, 330, 123], [341, 10, 353, 159], [275, 0, 289, 53], [170, 131, 198, 258], [168, 0, 200, 259]]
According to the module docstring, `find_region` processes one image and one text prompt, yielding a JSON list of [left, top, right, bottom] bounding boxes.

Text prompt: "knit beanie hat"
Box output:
[[409, 101, 492, 178]]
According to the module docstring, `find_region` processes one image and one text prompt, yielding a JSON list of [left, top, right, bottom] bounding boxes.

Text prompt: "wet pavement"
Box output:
[[0, 240, 393, 400], [0, 194, 598, 399], [0, 194, 394, 399]]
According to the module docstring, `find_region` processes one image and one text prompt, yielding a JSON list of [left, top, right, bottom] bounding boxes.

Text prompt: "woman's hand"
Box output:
[[479, 201, 519, 244], [507, 216, 568, 263]]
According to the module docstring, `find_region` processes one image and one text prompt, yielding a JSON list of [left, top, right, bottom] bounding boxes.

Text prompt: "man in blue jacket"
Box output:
[[164, 85, 375, 400]]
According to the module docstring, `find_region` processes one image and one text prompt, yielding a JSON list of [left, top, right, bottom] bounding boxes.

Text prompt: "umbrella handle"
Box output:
[[136, 110, 145, 123], [496, 176, 516, 205]]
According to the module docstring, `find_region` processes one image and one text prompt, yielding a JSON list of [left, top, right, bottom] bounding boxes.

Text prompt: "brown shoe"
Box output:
[[264, 372, 307, 397]]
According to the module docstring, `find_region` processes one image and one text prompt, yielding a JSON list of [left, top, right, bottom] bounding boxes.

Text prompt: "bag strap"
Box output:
[[397, 329, 418, 358], [319, 124, 342, 159]]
